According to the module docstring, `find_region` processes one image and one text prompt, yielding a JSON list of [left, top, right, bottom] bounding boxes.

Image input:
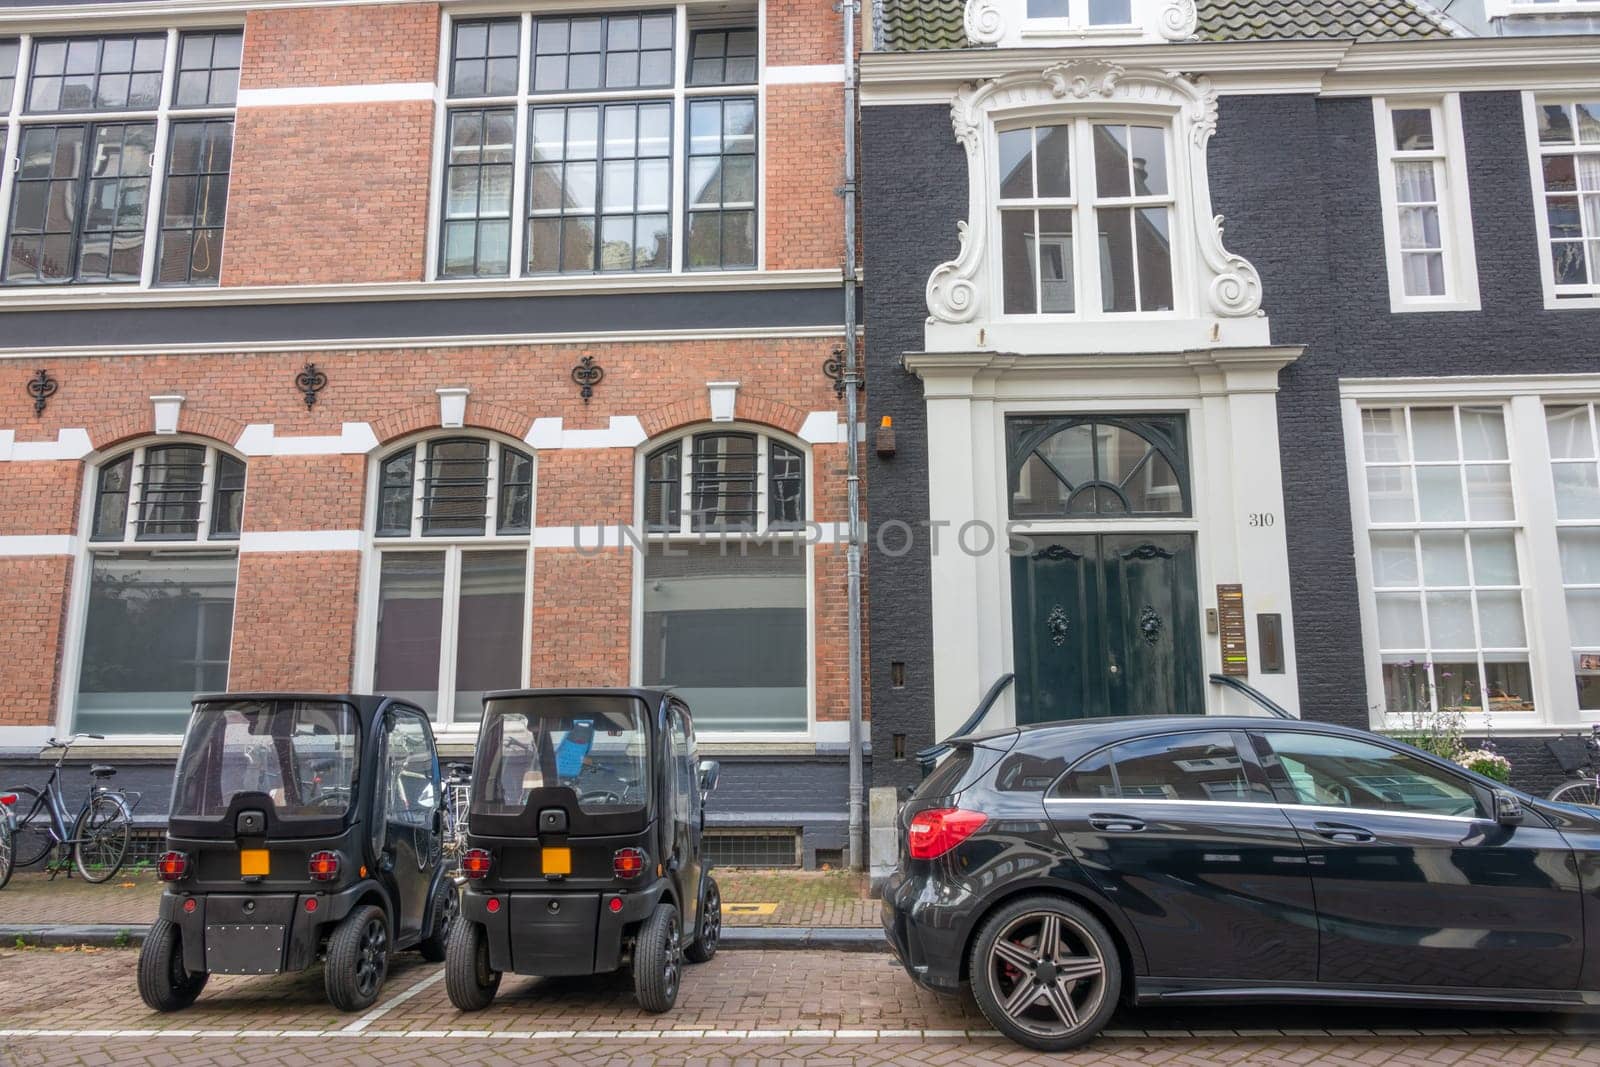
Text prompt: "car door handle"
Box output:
[[1312, 821, 1375, 844], [1089, 814, 1146, 833]]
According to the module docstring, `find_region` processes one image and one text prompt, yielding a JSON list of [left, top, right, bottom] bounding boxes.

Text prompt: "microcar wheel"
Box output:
[[445, 919, 501, 1012], [137, 918, 208, 1012], [632, 901, 682, 1013], [418, 878, 458, 963], [968, 895, 1120, 1052], [685, 877, 721, 964], [325, 904, 390, 1012]]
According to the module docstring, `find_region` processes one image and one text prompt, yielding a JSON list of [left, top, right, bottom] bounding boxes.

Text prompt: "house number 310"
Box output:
[[1247, 513, 1276, 528]]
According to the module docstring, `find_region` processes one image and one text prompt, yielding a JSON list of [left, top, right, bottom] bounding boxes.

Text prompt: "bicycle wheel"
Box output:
[[0, 816, 13, 890], [9, 786, 56, 870], [73, 794, 130, 883], [1550, 779, 1600, 807]]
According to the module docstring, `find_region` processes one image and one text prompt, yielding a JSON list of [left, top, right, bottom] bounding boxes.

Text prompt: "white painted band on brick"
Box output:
[[814, 720, 851, 744], [0, 726, 54, 746], [236, 422, 379, 457], [236, 82, 436, 107], [524, 416, 647, 451], [0, 428, 93, 461], [767, 64, 847, 84], [239, 530, 363, 553], [0, 534, 77, 556], [797, 414, 868, 445]]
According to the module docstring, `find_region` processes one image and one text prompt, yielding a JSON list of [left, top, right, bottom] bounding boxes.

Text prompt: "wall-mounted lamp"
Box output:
[[875, 415, 896, 458]]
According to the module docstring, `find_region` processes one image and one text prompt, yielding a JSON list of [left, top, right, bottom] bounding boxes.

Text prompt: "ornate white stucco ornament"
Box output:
[[925, 59, 1264, 328]]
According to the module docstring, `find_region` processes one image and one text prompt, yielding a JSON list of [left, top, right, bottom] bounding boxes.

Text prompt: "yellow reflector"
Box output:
[[239, 849, 270, 877], [542, 847, 572, 876], [726, 902, 778, 916]]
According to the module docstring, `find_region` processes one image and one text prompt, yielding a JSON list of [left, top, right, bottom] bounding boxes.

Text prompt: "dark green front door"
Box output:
[[1011, 533, 1203, 723]]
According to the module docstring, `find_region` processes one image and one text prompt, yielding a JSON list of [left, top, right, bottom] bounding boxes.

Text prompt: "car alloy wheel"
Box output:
[[985, 910, 1107, 1039], [663, 912, 682, 1000], [357, 915, 389, 999]]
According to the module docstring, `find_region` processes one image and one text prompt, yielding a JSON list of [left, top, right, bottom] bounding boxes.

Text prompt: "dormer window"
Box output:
[[997, 119, 1174, 316], [1026, 0, 1133, 26]]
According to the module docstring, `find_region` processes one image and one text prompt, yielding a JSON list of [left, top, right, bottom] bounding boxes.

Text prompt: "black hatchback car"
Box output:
[[446, 688, 721, 1014], [883, 716, 1600, 1051], [139, 694, 456, 1013]]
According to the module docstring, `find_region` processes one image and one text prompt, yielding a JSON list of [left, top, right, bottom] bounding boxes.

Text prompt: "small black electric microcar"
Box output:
[[446, 688, 722, 1013], [138, 694, 457, 1012]]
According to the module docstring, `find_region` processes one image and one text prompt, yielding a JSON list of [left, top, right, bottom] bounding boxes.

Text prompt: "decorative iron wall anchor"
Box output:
[[27, 369, 57, 416], [295, 362, 328, 409], [572, 355, 604, 402], [823, 347, 865, 398]]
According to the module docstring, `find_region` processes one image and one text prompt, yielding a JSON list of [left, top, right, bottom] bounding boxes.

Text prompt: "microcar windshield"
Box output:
[[171, 699, 360, 820], [473, 694, 650, 816]]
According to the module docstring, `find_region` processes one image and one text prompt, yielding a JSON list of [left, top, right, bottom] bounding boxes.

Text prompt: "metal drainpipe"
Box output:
[[841, 0, 865, 872]]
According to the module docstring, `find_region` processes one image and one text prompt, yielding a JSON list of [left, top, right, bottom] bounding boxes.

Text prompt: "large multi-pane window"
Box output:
[[1546, 403, 1600, 708], [1359, 405, 1531, 717], [0, 29, 240, 287], [1530, 98, 1600, 298], [997, 117, 1174, 316], [640, 429, 809, 734], [437, 9, 758, 279], [75, 441, 246, 734], [1345, 389, 1600, 730], [368, 436, 533, 725]]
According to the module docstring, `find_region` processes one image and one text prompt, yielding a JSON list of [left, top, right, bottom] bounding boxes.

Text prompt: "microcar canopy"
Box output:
[[170, 698, 361, 831]]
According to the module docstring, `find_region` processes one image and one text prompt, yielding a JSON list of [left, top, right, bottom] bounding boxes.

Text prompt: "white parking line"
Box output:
[[340, 970, 447, 1034], [0, 1025, 1576, 1043]]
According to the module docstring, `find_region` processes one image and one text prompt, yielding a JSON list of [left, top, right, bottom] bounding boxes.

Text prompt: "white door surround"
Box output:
[[905, 345, 1303, 738]]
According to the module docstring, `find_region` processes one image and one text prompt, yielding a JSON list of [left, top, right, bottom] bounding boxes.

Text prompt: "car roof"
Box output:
[[484, 687, 676, 704], [190, 692, 414, 722], [962, 714, 1373, 752]]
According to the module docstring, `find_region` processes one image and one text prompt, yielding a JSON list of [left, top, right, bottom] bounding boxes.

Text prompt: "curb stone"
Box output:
[[0, 923, 888, 952]]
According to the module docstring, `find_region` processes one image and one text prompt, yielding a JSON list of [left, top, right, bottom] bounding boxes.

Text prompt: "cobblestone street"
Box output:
[[4, 945, 1600, 1065]]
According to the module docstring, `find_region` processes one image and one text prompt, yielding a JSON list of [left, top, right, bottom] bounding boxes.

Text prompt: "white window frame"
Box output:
[[1372, 95, 1480, 314], [56, 435, 245, 743], [991, 115, 1182, 324], [1021, 0, 1136, 33], [425, 3, 764, 283], [1342, 376, 1600, 735], [0, 27, 241, 293], [1522, 92, 1600, 311], [354, 430, 536, 732], [629, 423, 816, 742], [1485, 0, 1600, 17]]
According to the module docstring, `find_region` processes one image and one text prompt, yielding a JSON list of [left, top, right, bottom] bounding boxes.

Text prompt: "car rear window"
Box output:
[[1053, 730, 1268, 802], [473, 694, 650, 816], [917, 747, 973, 799], [172, 699, 360, 820]]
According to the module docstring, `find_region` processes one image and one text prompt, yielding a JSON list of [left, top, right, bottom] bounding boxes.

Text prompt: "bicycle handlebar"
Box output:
[[43, 733, 105, 749]]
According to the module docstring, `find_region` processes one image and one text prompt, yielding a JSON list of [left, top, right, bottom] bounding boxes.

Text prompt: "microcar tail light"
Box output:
[[462, 848, 493, 880], [907, 808, 987, 860], [307, 851, 340, 882], [157, 851, 188, 881], [613, 848, 646, 879]]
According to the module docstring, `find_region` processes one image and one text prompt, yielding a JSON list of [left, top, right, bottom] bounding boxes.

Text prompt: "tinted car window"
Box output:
[[1055, 730, 1268, 802], [1253, 731, 1483, 818]]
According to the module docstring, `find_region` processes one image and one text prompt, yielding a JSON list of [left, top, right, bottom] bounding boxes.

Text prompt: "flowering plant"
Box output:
[[1456, 748, 1512, 783]]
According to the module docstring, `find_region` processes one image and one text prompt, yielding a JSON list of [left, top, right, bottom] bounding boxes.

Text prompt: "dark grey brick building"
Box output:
[[861, 0, 1600, 796]]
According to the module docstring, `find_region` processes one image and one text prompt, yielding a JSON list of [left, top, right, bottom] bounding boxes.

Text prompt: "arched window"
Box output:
[[366, 434, 533, 726], [74, 440, 246, 735], [1007, 414, 1190, 518], [639, 427, 809, 734]]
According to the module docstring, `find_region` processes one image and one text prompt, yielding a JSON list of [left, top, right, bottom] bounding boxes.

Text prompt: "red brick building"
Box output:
[[0, 0, 866, 867]]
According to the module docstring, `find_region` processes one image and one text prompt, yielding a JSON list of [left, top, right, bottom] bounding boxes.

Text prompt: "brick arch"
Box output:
[[92, 407, 249, 456], [638, 392, 810, 440], [371, 400, 533, 448]]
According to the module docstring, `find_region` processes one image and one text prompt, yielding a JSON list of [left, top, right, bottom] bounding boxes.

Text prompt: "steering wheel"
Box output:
[[580, 789, 623, 806]]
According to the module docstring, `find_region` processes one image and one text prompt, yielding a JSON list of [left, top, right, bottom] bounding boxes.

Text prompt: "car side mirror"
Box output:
[[1494, 790, 1524, 827], [698, 759, 721, 796]]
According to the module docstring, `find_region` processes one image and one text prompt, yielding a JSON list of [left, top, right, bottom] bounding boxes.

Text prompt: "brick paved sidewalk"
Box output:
[[0, 868, 877, 929], [4, 946, 1600, 1066]]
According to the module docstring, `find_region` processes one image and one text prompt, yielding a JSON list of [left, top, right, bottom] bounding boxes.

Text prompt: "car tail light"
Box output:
[[462, 848, 493, 880], [182, 898, 197, 914], [157, 851, 188, 881], [485, 897, 501, 914], [613, 847, 646, 879], [307, 851, 340, 882], [608, 897, 624, 914], [906, 807, 987, 860]]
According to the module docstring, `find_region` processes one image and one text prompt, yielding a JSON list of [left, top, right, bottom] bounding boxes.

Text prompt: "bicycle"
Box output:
[[1547, 724, 1600, 807], [441, 762, 471, 876], [0, 790, 14, 890], [4, 734, 140, 884]]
